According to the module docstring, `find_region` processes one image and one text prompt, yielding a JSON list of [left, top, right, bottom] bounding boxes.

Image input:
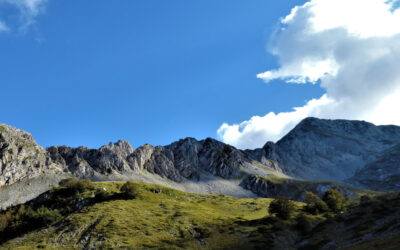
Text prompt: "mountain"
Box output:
[[0, 124, 285, 209], [2, 117, 400, 209], [263, 117, 400, 187], [2, 119, 400, 249], [46, 137, 282, 182]]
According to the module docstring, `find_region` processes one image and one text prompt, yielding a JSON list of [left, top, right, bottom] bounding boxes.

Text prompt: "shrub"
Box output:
[[305, 191, 319, 204], [120, 181, 139, 199], [59, 178, 79, 188], [34, 207, 62, 226], [322, 189, 344, 212], [0, 211, 12, 232], [268, 196, 296, 220], [295, 213, 313, 234], [305, 191, 329, 214], [94, 189, 110, 202], [0, 204, 63, 242], [76, 179, 94, 192], [58, 178, 94, 196]]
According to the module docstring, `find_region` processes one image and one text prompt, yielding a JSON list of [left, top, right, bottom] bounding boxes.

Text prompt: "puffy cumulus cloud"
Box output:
[[217, 95, 334, 149], [218, 0, 400, 149], [0, 0, 48, 32]]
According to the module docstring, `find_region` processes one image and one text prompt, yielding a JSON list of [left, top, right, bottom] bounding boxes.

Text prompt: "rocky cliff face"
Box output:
[[263, 117, 400, 185], [164, 137, 282, 180], [46, 137, 282, 183], [2, 117, 400, 209], [47, 140, 134, 179], [0, 124, 64, 186], [0, 123, 284, 208]]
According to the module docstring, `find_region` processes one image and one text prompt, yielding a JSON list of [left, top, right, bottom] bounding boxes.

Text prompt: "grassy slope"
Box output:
[[0, 181, 304, 249], [2, 180, 399, 250], [250, 174, 381, 201]]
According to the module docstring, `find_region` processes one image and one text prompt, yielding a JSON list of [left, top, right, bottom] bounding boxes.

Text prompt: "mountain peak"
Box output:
[[265, 117, 400, 184]]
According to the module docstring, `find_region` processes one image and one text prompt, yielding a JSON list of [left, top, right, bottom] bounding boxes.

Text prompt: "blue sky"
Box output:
[[3, 0, 400, 150], [1, 0, 326, 148]]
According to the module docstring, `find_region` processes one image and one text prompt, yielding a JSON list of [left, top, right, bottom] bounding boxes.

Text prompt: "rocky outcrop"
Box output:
[[0, 124, 64, 186], [165, 137, 282, 179], [46, 137, 282, 183], [240, 175, 361, 201], [0, 123, 283, 208], [47, 140, 134, 179], [263, 117, 400, 184], [127, 144, 183, 182], [0, 127, 263, 209]]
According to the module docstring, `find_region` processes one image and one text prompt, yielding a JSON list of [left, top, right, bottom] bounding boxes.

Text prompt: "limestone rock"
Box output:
[[0, 124, 63, 186], [46, 136, 282, 184], [263, 117, 400, 183], [165, 137, 282, 180]]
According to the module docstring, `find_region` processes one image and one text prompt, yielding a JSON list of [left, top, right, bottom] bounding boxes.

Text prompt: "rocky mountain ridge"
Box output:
[[0, 123, 283, 208], [46, 137, 282, 183], [1, 117, 400, 208]]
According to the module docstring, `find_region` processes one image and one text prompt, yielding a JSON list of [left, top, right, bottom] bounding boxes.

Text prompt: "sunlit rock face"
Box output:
[[47, 140, 135, 179], [47, 136, 281, 183], [263, 117, 400, 187], [0, 124, 63, 186]]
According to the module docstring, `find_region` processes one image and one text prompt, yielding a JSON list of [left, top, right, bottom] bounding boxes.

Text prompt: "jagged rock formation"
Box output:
[[0, 124, 64, 186], [47, 140, 135, 179], [47, 137, 282, 183], [263, 117, 400, 187], [164, 137, 282, 179], [0, 124, 283, 208]]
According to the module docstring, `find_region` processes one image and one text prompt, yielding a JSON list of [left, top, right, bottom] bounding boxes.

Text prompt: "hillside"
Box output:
[[0, 180, 299, 249], [1, 180, 399, 249], [297, 192, 400, 249]]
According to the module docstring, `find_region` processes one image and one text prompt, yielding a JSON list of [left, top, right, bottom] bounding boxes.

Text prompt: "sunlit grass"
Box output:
[[1, 181, 302, 249]]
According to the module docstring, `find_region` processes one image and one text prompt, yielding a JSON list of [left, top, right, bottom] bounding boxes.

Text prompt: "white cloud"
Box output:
[[217, 95, 334, 149], [0, 0, 47, 32], [218, 0, 400, 149]]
